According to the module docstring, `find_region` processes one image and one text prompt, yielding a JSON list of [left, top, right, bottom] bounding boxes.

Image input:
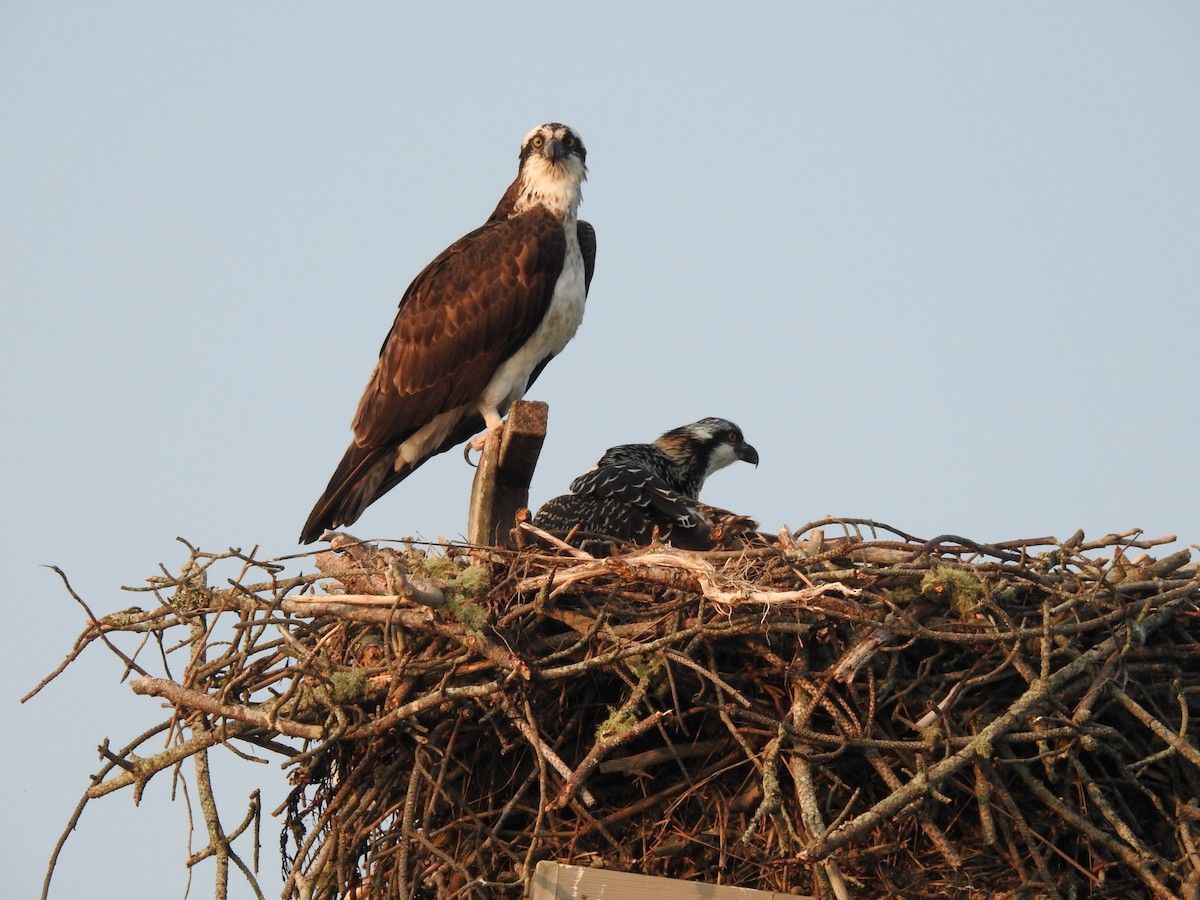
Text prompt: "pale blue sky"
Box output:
[[4, 3, 1198, 897]]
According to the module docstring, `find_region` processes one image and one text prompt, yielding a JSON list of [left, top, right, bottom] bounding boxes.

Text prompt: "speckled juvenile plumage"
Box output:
[[533, 418, 759, 553], [301, 124, 596, 544]]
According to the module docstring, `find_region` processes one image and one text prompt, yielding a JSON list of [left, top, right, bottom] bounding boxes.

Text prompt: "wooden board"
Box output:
[[529, 861, 815, 900], [466, 400, 548, 547]]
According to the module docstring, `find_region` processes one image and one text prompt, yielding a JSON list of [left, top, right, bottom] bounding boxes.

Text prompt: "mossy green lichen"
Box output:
[[402, 551, 494, 632], [920, 566, 984, 619], [597, 706, 636, 742], [625, 654, 652, 680], [171, 567, 215, 612], [330, 668, 369, 703], [419, 554, 462, 581], [445, 595, 489, 633], [409, 553, 491, 598], [918, 723, 944, 744], [453, 563, 490, 599], [448, 561, 492, 629]]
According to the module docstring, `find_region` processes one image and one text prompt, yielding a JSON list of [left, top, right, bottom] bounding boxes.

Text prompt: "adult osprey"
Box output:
[[301, 123, 596, 544], [532, 418, 760, 553]]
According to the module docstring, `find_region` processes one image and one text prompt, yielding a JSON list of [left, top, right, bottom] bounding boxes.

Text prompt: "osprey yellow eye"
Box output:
[[563, 135, 575, 148], [531, 135, 545, 148]]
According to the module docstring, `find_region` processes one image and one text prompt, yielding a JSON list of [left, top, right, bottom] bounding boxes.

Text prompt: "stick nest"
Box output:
[[37, 520, 1200, 899]]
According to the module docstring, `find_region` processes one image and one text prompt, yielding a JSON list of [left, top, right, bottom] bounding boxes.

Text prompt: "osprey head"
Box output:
[[655, 417, 759, 491], [514, 123, 587, 216]]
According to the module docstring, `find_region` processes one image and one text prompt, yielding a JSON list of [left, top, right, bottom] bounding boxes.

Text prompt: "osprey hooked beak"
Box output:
[[737, 441, 760, 467], [546, 138, 569, 164]]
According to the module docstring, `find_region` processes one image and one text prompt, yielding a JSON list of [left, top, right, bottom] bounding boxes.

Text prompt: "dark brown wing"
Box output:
[[352, 206, 566, 449], [533, 461, 706, 550], [533, 467, 766, 554], [299, 442, 398, 544], [567, 462, 701, 529], [577, 220, 596, 293], [690, 502, 767, 549]]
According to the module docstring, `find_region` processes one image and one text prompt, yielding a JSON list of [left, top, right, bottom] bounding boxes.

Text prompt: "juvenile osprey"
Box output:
[[532, 418, 759, 553], [301, 123, 596, 544]]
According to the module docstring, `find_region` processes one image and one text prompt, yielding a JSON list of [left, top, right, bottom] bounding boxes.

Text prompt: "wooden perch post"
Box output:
[[467, 400, 548, 547]]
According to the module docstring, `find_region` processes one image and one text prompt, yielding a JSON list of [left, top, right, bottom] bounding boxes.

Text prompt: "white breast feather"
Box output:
[[479, 215, 585, 414]]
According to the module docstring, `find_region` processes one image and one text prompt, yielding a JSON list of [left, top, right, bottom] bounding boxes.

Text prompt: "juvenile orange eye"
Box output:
[[728, 431, 738, 442]]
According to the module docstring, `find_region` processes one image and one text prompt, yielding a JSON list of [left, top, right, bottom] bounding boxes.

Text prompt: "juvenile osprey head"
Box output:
[[533, 416, 761, 555], [512, 123, 587, 216], [654, 417, 759, 495]]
